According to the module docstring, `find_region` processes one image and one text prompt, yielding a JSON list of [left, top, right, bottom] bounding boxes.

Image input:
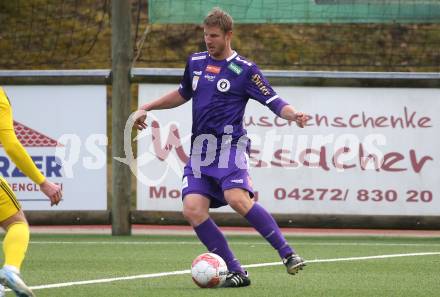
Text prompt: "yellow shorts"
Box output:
[[0, 177, 21, 222]]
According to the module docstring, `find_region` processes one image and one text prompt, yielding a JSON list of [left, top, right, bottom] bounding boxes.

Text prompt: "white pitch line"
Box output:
[[26, 251, 440, 291], [28, 270, 191, 290], [30, 241, 440, 247], [244, 252, 440, 268]]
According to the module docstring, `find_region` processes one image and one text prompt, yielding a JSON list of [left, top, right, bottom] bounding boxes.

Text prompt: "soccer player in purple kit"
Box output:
[[134, 7, 308, 287]]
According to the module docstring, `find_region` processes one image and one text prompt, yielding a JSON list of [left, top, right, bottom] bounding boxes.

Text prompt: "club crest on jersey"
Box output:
[[193, 70, 202, 75], [192, 76, 200, 91], [206, 65, 221, 74], [217, 79, 231, 92]]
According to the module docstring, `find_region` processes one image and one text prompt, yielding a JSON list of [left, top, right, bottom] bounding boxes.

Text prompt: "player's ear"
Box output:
[[225, 30, 232, 41]]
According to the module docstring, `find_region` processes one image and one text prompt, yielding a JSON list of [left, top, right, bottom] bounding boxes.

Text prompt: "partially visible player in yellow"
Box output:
[[0, 87, 62, 297]]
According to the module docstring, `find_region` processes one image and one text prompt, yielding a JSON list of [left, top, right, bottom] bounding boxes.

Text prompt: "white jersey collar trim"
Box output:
[[226, 51, 238, 62]]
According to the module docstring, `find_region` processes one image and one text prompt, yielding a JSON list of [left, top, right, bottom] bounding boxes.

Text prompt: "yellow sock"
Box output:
[[3, 221, 30, 270]]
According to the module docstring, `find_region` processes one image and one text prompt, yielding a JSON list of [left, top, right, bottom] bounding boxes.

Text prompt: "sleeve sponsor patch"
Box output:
[[251, 73, 271, 96]]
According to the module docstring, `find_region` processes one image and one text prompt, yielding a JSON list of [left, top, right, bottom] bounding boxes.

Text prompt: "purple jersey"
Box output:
[[178, 51, 288, 152]]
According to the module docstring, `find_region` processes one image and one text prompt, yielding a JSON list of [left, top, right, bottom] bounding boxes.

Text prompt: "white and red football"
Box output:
[[191, 252, 228, 288]]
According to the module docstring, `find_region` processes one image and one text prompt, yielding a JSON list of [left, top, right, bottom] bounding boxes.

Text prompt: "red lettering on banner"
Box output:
[[409, 150, 433, 173], [246, 108, 432, 129], [375, 116, 388, 127], [349, 114, 361, 128], [244, 116, 294, 128], [151, 121, 189, 163], [404, 107, 416, 128], [315, 114, 329, 127], [381, 152, 406, 172], [359, 144, 380, 171], [271, 149, 298, 168], [150, 186, 166, 198], [257, 116, 272, 127], [298, 148, 330, 171], [8, 182, 63, 192], [332, 117, 347, 128], [332, 147, 356, 170], [146, 121, 433, 174], [305, 107, 432, 129], [149, 186, 181, 199], [418, 117, 432, 128], [249, 145, 432, 173]]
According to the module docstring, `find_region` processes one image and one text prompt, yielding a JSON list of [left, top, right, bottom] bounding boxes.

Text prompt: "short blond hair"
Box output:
[[203, 7, 233, 33]]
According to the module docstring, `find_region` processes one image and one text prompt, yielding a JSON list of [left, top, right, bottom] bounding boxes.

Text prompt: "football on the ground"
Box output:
[[191, 252, 228, 288]]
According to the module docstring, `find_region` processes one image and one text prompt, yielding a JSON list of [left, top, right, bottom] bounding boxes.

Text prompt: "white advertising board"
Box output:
[[1, 86, 107, 210], [137, 84, 440, 216]]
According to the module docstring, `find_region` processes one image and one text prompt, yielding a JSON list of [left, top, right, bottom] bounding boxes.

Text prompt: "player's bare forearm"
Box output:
[[140, 89, 186, 111], [134, 89, 186, 130], [0, 130, 45, 184], [280, 105, 308, 128]]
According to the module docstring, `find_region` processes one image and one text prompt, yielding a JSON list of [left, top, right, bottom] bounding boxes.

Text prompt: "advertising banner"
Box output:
[[137, 84, 439, 216], [1, 86, 107, 210]]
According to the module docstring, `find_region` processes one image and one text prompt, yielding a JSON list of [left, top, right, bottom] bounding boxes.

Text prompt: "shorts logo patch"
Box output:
[[206, 65, 221, 74], [182, 176, 188, 189], [230, 179, 243, 184], [217, 79, 231, 92]]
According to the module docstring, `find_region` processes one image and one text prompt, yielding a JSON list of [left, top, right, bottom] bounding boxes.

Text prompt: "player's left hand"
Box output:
[[133, 109, 148, 130], [294, 111, 308, 128], [39, 180, 62, 206]]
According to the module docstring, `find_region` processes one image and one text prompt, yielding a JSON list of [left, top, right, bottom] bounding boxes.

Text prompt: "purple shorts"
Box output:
[[181, 146, 254, 208]]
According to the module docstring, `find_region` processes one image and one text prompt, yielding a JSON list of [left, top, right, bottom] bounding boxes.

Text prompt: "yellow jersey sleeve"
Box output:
[[0, 87, 46, 184]]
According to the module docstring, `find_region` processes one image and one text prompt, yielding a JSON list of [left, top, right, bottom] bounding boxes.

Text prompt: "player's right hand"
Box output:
[[39, 180, 62, 206], [133, 109, 148, 130], [294, 111, 308, 128]]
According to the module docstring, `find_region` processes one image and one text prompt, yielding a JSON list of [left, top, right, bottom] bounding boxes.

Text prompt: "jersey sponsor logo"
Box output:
[[228, 62, 243, 75], [192, 76, 200, 91], [206, 65, 221, 74], [251, 74, 271, 96], [235, 56, 252, 66], [204, 74, 216, 82], [217, 79, 231, 92], [193, 70, 202, 75], [191, 55, 206, 61]]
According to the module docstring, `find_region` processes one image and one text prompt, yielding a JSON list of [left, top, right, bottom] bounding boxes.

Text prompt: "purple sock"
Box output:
[[194, 218, 244, 274], [245, 203, 294, 259]]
